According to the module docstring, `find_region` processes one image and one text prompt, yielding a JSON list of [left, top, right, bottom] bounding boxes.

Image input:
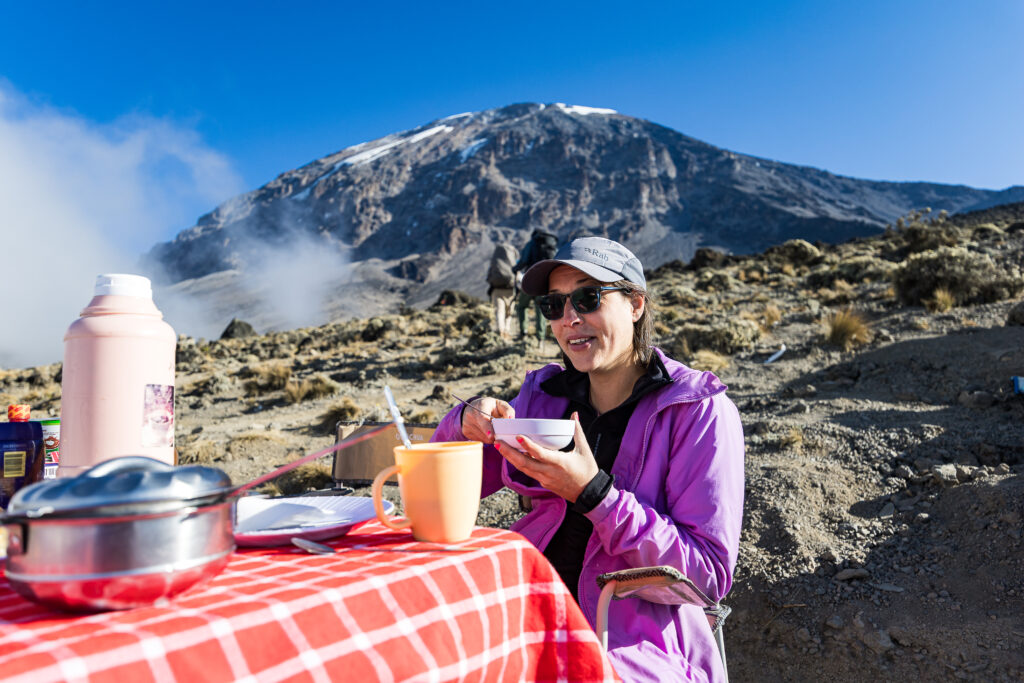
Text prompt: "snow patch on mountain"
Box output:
[[459, 138, 488, 163], [554, 103, 618, 116]]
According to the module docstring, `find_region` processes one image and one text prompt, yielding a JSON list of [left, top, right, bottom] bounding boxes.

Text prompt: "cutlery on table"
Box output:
[[291, 537, 483, 555]]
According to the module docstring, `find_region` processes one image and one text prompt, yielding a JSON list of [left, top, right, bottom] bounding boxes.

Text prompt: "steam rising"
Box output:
[[0, 81, 243, 368]]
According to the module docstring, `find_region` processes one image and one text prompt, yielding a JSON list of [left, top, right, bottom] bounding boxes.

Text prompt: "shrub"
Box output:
[[284, 374, 339, 404], [893, 247, 1024, 307], [781, 426, 803, 451], [243, 362, 292, 395], [900, 222, 962, 254], [668, 319, 762, 356], [824, 308, 872, 351], [762, 304, 783, 330], [766, 239, 821, 265], [817, 278, 856, 305], [409, 409, 438, 424], [177, 439, 220, 464], [924, 288, 955, 313], [319, 397, 361, 433], [688, 349, 730, 373], [805, 256, 897, 289], [696, 270, 741, 292], [271, 463, 334, 495]]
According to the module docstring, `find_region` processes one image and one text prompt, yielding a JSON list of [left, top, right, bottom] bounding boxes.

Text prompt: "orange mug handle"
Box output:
[[372, 465, 413, 530]]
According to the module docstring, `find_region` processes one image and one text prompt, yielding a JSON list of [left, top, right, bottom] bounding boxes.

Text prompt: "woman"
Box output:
[[432, 237, 745, 682]]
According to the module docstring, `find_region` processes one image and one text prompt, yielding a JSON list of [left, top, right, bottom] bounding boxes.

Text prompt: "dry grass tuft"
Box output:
[[284, 374, 339, 404], [780, 427, 804, 451], [244, 362, 292, 395], [272, 462, 334, 495], [408, 409, 438, 425], [924, 288, 956, 313], [688, 349, 731, 373], [176, 439, 220, 464], [762, 303, 782, 331], [231, 431, 288, 445], [824, 308, 872, 351], [319, 397, 362, 433]]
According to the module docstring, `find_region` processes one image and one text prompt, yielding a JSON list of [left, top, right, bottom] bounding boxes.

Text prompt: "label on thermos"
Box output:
[[142, 384, 175, 448]]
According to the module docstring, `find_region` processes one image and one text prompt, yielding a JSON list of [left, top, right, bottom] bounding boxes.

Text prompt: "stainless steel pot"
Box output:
[[1, 423, 393, 612], [2, 457, 234, 611]]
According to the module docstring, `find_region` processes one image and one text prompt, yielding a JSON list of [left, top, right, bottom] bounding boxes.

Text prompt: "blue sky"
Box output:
[[1, 0, 1022, 244], [1, 0, 1021, 366]]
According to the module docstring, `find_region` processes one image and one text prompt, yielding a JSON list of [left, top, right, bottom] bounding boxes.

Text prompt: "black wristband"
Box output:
[[572, 470, 614, 514]]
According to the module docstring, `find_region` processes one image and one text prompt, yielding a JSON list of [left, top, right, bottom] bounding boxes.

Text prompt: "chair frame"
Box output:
[[595, 565, 730, 682]]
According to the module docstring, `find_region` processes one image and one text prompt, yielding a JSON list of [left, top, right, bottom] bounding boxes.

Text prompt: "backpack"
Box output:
[[533, 231, 558, 261], [487, 243, 518, 289]]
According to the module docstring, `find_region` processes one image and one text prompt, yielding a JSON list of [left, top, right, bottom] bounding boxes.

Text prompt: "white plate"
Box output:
[[234, 495, 392, 548]]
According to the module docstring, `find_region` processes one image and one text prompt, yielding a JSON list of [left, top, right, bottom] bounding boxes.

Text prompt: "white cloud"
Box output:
[[0, 82, 245, 368]]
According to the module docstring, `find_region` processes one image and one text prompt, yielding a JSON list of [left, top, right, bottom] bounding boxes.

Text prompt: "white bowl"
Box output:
[[492, 418, 575, 450]]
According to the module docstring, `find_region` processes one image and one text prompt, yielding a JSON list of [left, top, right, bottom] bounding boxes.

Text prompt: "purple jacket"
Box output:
[[433, 348, 745, 682]]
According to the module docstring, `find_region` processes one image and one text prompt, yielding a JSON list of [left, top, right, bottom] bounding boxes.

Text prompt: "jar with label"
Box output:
[[0, 405, 44, 509]]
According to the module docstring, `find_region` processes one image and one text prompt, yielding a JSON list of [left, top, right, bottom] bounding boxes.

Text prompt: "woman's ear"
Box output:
[[630, 291, 645, 322]]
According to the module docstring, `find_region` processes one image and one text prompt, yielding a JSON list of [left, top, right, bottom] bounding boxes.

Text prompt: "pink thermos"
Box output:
[[59, 274, 177, 477]]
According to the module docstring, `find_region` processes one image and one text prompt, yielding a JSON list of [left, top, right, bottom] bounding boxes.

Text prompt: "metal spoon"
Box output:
[[292, 537, 337, 555], [291, 537, 483, 554], [450, 393, 492, 418], [383, 385, 413, 449]]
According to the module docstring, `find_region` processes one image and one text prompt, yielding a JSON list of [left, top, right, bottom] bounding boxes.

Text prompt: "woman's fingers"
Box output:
[[460, 397, 516, 444], [570, 411, 592, 458], [494, 440, 537, 473], [493, 400, 515, 419]]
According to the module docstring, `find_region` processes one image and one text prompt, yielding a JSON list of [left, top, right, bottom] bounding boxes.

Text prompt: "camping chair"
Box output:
[[595, 566, 732, 682]]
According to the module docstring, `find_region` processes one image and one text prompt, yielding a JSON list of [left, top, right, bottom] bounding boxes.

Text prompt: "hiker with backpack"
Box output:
[[486, 242, 518, 339], [514, 230, 559, 341]]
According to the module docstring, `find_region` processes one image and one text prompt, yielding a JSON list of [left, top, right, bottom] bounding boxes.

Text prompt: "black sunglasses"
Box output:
[[535, 286, 628, 320]]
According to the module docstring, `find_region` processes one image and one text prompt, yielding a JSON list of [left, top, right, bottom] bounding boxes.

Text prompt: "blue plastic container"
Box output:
[[1, 406, 44, 510]]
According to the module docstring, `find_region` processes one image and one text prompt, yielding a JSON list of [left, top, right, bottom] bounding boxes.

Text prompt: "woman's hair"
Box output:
[[612, 279, 657, 366]]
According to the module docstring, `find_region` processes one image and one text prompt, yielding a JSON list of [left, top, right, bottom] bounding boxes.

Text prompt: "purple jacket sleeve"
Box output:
[[583, 393, 745, 602]]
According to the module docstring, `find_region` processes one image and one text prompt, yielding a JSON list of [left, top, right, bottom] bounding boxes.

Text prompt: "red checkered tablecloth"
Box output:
[[0, 523, 619, 682]]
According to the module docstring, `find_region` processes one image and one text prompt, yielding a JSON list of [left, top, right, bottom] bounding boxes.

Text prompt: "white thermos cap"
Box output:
[[94, 273, 153, 298]]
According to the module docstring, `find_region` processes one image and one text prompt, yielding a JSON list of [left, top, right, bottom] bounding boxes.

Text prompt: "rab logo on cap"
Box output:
[[583, 247, 609, 261]]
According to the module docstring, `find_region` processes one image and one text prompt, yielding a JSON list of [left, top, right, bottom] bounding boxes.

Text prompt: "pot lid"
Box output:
[[7, 456, 232, 516]]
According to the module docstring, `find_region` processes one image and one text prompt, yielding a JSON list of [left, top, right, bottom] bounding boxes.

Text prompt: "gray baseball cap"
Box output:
[[521, 237, 646, 296]]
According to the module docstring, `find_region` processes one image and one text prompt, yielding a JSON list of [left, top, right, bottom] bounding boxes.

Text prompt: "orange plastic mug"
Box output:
[[371, 441, 483, 543]]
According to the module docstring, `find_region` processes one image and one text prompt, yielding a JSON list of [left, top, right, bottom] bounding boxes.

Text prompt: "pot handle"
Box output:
[[82, 456, 177, 479], [3, 521, 29, 557]]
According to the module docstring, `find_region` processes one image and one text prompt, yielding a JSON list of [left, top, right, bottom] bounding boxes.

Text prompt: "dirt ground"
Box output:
[[4, 206, 1024, 681]]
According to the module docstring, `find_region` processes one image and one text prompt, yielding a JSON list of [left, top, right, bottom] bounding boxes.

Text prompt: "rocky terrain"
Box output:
[[142, 103, 1024, 332], [4, 202, 1024, 681]]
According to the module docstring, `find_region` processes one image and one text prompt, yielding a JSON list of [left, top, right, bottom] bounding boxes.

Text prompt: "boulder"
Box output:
[[220, 318, 257, 340], [767, 239, 821, 265], [1007, 300, 1024, 326]]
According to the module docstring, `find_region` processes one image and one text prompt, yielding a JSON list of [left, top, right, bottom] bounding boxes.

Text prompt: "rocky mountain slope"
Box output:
[[6, 202, 1024, 681], [143, 103, 1024, 331]]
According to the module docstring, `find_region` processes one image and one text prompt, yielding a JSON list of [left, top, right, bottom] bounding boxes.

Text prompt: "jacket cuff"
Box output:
[[572, 471, 614, 513], [583, 481, 621, 524]]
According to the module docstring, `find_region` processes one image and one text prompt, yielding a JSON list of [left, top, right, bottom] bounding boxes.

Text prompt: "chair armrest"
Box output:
[[596, 565, 715, 608]]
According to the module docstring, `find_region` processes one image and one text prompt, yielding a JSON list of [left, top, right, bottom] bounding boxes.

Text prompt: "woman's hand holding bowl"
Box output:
[[460, 396, 514, 444], [494, 412, 599, 504]]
